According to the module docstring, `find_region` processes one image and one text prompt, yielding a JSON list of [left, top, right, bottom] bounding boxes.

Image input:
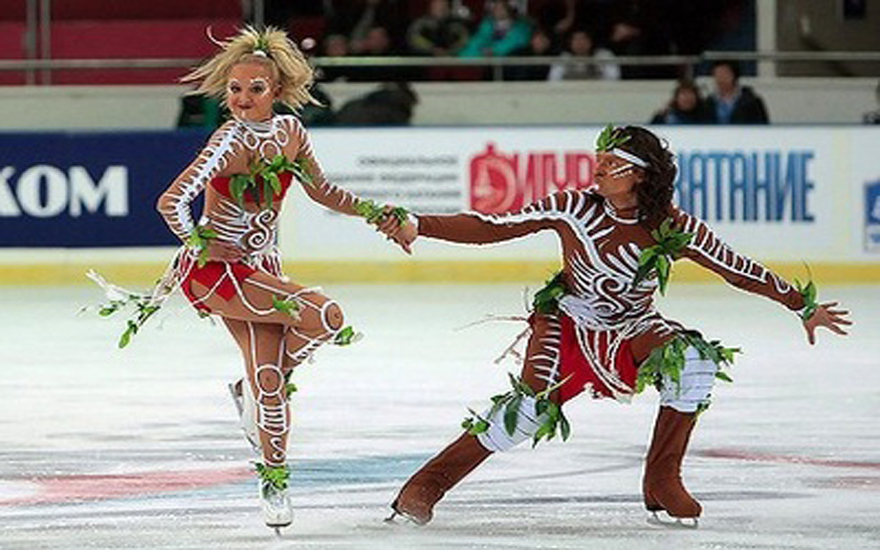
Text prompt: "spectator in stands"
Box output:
[[458, 0, 533, 59], [176, 93, 223, 130], [548, 29, 619, 81], [343, 0, 408, 55], [317, 33, 357, 83], [862, 79, 880, 125], [650, 79, 711, 125], [504, 27, 555, 81], [406, 0, 470, 57], [704, 59, 769, 124], [348, 25, 415, 81], [606, 14, 676, 80], [334, 81, 419, 125]]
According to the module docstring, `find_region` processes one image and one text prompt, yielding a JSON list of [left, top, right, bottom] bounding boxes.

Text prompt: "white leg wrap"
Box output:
[[476, 395, 548, 452], [659, 346, 719, 413]]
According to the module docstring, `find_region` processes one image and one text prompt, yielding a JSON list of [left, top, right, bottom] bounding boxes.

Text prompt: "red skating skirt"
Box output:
[[556, 315, 638, 402], [180, 260, 257, 313]]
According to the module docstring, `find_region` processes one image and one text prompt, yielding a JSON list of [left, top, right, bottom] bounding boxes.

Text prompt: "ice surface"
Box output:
[[0, 282, 877, 549]]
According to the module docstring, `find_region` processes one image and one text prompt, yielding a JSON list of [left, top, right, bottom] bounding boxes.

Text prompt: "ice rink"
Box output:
[[1, 281, 877, 549]]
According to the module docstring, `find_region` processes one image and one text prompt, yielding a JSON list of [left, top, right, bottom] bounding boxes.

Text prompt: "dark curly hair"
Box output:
[[613, 125, 677, 229]]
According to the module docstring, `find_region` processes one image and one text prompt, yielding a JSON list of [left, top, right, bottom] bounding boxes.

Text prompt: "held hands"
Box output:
[[375, 205, 417, 255], [802, 301, 852, 345]]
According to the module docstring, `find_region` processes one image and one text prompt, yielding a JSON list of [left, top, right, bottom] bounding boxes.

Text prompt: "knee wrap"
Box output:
[[476, 395, 548, 452], [659, 346, 718, 413]]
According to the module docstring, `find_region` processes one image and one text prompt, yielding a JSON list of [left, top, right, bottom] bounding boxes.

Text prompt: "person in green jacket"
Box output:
[[459, 0, 533, 58]]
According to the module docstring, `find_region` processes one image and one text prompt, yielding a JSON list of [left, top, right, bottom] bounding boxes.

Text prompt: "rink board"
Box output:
[[0, 126, 878, 284]]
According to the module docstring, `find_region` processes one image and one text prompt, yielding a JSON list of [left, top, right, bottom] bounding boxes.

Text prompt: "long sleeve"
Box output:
[[289, 117, 359, 216], [419, 190, 577, 245], [673, 208, 805, 311], [156, 122, 241, 241]]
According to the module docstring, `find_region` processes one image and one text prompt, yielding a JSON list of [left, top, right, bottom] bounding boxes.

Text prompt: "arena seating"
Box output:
[[1, 0, 243, 85]]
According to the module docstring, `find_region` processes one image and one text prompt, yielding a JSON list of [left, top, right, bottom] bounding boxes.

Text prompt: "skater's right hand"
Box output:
[[205, 240, 245, 263], [802, 301, 852, 345]]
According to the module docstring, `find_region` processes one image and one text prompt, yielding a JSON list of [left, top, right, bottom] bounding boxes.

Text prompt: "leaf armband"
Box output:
[[186, 225, 218, 267], [354, 198, 410, 226], [794, 276, 819, 321], [632, 218, 694, 295], [532, 271, 567, 315], [462, 373, 572, 448], [635, 330, 739, 400]]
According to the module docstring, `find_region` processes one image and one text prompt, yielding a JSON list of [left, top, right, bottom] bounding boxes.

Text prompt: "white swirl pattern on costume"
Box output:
[[471, 191, 677, 399]]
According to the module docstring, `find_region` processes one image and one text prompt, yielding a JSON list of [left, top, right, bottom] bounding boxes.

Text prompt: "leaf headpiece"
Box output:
[[595, 124, 632, 153]]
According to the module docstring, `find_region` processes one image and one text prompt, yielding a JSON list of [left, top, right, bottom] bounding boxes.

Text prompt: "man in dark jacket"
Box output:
[[705, 60, 769, 124]]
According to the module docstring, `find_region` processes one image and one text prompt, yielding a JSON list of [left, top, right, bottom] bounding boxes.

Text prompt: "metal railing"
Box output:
[[2, 51, 880, 84]]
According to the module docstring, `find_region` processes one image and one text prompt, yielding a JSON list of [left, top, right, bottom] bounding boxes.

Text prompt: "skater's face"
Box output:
[[593, 152, 644, 207], [226, 62, 279, 122]]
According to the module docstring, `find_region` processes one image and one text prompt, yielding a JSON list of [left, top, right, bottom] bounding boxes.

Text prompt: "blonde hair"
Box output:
[[182, 26, 316, 109]]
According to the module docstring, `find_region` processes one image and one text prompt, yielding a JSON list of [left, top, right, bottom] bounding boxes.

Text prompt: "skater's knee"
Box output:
[[254, 363, 285, 401], [659, 346, 718, 413], [322, 301, 344, 332], [476, 395, 547, 452]]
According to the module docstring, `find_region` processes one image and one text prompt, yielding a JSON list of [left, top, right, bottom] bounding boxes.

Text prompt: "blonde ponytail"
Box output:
[[182, 26, 316, 109]]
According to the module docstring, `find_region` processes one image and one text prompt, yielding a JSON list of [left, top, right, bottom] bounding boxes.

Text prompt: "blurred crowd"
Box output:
[[265, 0, 756, 83]]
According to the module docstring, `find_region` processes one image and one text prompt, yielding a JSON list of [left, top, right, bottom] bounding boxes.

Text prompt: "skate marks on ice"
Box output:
[[1, 284, 879, 548]]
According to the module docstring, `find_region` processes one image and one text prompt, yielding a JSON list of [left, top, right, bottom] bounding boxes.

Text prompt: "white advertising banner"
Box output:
[[280, 126, 880, 263]]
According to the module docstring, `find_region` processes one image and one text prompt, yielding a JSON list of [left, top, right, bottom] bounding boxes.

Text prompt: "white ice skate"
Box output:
[[646, 510, 699, 529], [228, 379, 261, 454], [257, 465, 293, 535]]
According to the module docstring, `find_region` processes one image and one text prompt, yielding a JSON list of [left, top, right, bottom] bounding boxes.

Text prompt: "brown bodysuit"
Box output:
[[418, 189, 805, 402]]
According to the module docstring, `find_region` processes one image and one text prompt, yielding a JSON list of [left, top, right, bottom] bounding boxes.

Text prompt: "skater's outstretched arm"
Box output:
[[670, 207, 852, 343], [378, 189, 588, 247]]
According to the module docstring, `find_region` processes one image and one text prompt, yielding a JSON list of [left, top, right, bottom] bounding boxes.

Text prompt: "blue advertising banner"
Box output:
[[0, 130, 211, 247]]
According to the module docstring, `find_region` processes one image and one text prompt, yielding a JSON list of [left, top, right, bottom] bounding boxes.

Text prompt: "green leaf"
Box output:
[[595, 124, 632, 153], [559, 413, 571, 441], [230, 174, 249, 207], [504, 395, 523, 436], [333, 325, 361, 346], [715, 371, 734, 383]]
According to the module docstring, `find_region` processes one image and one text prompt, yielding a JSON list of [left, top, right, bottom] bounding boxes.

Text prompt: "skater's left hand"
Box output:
[[376, 206, 416, 255], [802, 301, 852, 345]]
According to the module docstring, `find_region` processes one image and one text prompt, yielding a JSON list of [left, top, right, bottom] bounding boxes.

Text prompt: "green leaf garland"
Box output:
[[186, 225, 219, 267], [794, 275, 819, 321], [632, 218, 694, 294], [272, 295, 301, 318], [228, 154, 306, 210], [354, 198, 410, 226], [255, 463, 290, 491], [532, 271, 567, 314], [634, 331, 740, 411], [461, 373, 573, 448]]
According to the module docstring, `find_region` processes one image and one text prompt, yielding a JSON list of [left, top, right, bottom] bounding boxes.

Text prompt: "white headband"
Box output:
[[610, 148, 649, 168], [252, 49, 269, 58]]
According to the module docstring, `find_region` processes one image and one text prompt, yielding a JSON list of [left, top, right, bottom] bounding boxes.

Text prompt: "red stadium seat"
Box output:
[[49, 20, 241, 85]]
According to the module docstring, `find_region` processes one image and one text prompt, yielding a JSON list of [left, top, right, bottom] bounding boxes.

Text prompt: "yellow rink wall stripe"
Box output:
[[1, 260, 878, 286]]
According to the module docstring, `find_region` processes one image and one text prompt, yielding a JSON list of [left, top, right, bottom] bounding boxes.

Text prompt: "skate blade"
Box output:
[[647, 511, 698, 529], [383, 509, 426, 527], [227, 382, 244, 416]]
